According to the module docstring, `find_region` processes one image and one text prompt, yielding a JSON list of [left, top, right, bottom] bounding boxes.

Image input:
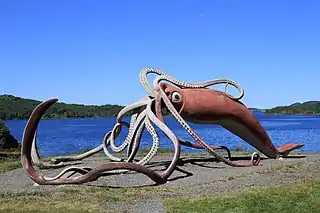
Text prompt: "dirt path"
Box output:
[[1, 152, 319, 213]]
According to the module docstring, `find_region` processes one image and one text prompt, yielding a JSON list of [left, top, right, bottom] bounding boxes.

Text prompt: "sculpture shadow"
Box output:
[[49, 153, 308, 189], [167, 166, 194, 181], [84, 155, 272, 188], [282, 155, 306, 159], [85, 166, 194, 189], [144, 157, 227, 170]]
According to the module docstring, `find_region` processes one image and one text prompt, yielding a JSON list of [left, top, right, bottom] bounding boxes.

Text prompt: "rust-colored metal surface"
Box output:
[[20, 68, 304, 186], [159, 82, 304, 159]]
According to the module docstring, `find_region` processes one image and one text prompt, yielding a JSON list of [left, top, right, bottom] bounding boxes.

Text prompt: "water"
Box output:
[[4, 113, 320, 157]]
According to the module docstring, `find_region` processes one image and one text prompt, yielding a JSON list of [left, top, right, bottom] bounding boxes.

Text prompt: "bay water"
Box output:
[[5, 113, 320, 157]]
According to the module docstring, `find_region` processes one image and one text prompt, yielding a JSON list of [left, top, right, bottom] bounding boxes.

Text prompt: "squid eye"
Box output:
[[171, 91, 181, 103]]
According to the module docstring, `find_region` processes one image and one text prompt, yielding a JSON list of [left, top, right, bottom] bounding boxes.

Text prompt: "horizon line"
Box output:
[[0, 92, 314, 110]]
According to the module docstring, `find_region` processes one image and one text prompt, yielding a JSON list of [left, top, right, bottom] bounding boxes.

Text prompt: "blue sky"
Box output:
[[1, 1, 319, 109]]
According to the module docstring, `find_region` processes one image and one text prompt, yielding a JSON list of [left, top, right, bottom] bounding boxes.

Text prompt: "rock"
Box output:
[[0, 120, 20, 150]]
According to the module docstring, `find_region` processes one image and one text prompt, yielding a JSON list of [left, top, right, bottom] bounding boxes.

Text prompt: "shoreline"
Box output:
[[2, 94, 320, 121], [263, 112, 320, 116], [4, 110, 320, 122], [3, 112, 320, 121], [0, 147, 316, 160]]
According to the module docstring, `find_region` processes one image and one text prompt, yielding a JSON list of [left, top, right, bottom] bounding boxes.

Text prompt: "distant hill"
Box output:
[[0, 94, 127, 120], [1, 94, 319, 120], [265, 101, 320, 115], [290, 101, 320, 106], [249, 108, 266, 113]]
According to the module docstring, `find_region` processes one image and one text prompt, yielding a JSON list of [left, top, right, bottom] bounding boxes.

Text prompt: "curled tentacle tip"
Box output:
[[278, 157, 284, 161], [152, 76, 165, 91], [224, 83, 229, 93], [251, 152, 261, 166], [33, 183, 40, 187], [46, 98, 59, 102], [50, 157, 62, 164]]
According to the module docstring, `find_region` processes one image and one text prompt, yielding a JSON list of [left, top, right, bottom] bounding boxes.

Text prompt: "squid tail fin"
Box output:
[[278, 143, 304, 157]]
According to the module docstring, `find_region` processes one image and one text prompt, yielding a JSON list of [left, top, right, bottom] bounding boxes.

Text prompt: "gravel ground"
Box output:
[[0, 152, 319, 213]]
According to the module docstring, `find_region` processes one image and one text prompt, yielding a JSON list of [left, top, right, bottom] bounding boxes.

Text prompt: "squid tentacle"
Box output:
[[140, 68, 244, 100], [31, 132, 65, 169], [50, 97, 148, 165], [50, 144, 104, 165], [103, 109, 146, 162], [126, 108, 160, 165], [110, 97, 150, 152], [109, 121, 130, 152], [21, 98, 180, 185]]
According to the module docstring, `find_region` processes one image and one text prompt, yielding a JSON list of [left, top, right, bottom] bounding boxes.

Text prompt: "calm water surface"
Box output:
[[5, 113, 320, 157]]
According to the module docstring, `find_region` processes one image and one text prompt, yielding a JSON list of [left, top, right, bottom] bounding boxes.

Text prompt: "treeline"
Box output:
[[0, 94, 128, 120], [2, 94, 320, 119], [0, 119, 10, 138], [265, 101, 320, 115], [0, 119, 20, 149]]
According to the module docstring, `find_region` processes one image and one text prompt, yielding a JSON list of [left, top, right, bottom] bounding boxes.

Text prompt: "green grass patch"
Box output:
[[139, 147, 173, 154], [0, 158, 21, 173], [226, 171, 252, 181], [260, 161, 304, 174], [163, 179, 320, 213], [0, 184, 180, 213], [0, 187, 118, 213]]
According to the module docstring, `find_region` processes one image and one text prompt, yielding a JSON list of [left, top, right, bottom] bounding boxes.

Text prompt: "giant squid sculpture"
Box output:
[[20, 68, 304, 185]]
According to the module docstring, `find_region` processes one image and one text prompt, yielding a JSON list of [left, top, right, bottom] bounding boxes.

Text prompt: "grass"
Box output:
[[0, 150, 317, 213], [139, 147, 173, 154], [225, 162, 305, 181], [259, 161, 304, 174], [0, 158, 21, 173], [0, 187, 119, 213], [226, 171, 252, 181], [163, 179, 320, 213], [0, 185, 179, 213]]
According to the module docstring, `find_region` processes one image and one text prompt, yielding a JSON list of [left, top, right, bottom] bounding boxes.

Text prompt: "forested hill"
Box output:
[[265, 101, 320, 115], [1, 94, 319, 120], [0, 94, 126, 120]]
